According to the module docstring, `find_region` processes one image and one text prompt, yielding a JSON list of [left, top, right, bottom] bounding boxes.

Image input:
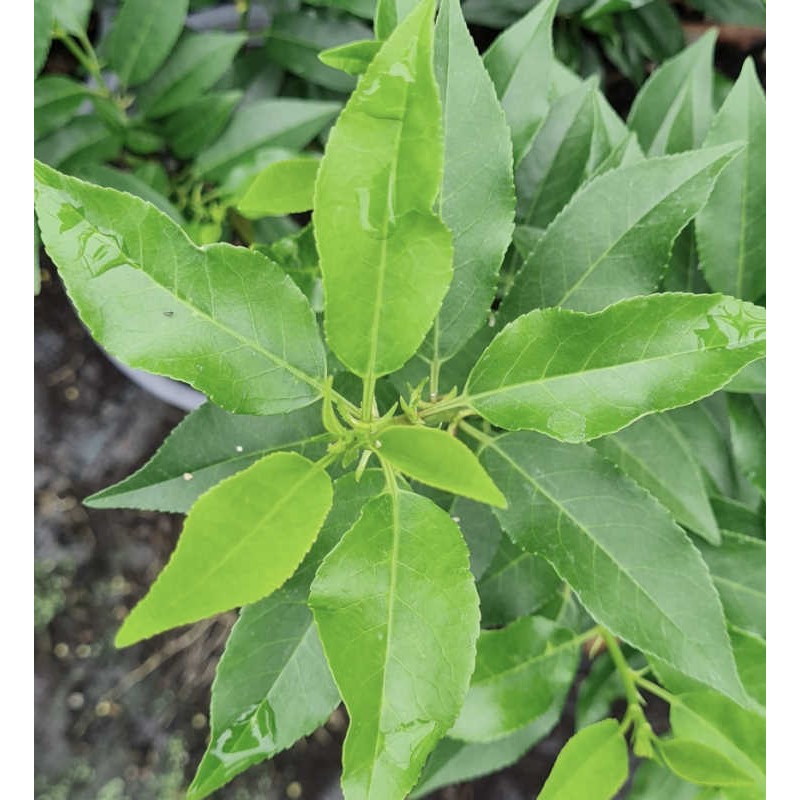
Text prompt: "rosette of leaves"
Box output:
[[34, 0, 766, 797]]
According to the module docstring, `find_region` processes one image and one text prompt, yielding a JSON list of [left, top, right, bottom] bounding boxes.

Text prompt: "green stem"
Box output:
[[57, 31, 112, 96], [361, 377, 376, 423], [599, 629, 641, 712], [419, 392, 471, 420], [458, 419, 496, 451], [635, 676, 675, 705]]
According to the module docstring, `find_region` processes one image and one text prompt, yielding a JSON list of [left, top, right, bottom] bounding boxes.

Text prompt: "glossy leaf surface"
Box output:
[[501, 145, 742, 318], [310, 490, 480, 800], [696, 60, 766, 302], [481, 432, 745, 702], [238, 157, 320, 218], [314, 0, 453, 380], [378, 426, 506, 507], [426, 0, 515, 363], [538, 719, 628, 800], [103, 0, 189, 87], [117, 452, 333, 647], [468, 294, 766, 443], [188, 472, 385, 800], [87, 402, 329, 513], [34, 163, 327, 416], [450, 616, 581, 742]]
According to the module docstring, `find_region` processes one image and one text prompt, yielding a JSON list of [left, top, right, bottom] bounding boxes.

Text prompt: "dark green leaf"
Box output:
[[685, 0, 765, 26], [306, 0, 375, 19], [35, 116, 123, 171], [34, 162, 327, 415], [711, 496, 764, 540], [450, 496, 503, 581], [725, 360, 765, 395], [34, 0, 54, 75], [627, 759, 702, 800], [727, 395, 765, 497], [575, 652, 623, 730], [160, 91, 242, 159], [34, 76, 88, 140], [729, 625, 765, 708]]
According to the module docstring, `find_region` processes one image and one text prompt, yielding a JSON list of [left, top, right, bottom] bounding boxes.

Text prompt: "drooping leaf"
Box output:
[[116, 451, 333, 647], [319, 39, 382, 76], [378, 426, 506, 507], [695, 531, 765, 639], [537, 719, 628, 800], [591, 413, 720, 543], [310, 489, 480, 800], [727, 394, 765, 497], [188, 471, 384, 800], [657, 739, 755, 788], [34, 0, 54, 75], [35, 116, 123, 171], [628, 30, 716, 155], [450, 496, 503, 581], [160, 91, 242, 159], [34, 162, 327, 415], [102, 0, 189, 87], [34, 76, 88, 140], [467, 293, 766, 443], [481, 431, 746, 702], [450, 616, 582, 742], [696, 60, 766, 302], [238, 157, 321, 218], [195, 99, 341, 182], [483, 0, 559, 162], [501, 145, 742, 318], [86, 402, 329, 513], [425, 0, 515, 363], [477, 533, 562, 626], [136, 32, 247, 118], [314, 0, 454, 381]]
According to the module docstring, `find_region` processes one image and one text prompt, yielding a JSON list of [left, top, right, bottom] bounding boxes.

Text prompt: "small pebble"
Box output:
[[95, 700, 112, 717], [53, 642, 70, 659], [75, 644, 92, 659], [191, 713, 207, 730], [65, 386, 79, 401], [67, 692, 85, 710], [286, 782, 302, 799]]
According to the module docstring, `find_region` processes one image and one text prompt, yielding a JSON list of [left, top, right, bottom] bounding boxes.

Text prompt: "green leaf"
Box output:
[[319, 39, 382, 76], [481, 431, 746, 702], [696, 60, 765, 302], [711, 495, 764, 539], [116, 451, 333, 647], [727, 395, 765, 497], [725, 360, 765, 394], [34, 0, 54, 75], [35, 116, 123, 171], [670, 691, 765, 791], [307, 0, 376, 19], [628, 30, 716, 155], [501, 145, 742, 318], [450, 496, 503, 581], [658, 739, 754, 788], [54, 0, 91, 35], [575, 652, 625, 730], [685, 0, 765, 27], [34, 162, 327, 415], [515, 80, 596, 230], [34, 76, 88, 140], [477, 533, 562, 626], [538, 719, 628, 800], [195, 98, 341, 182], [257, 225, 322, 308], [264, 10, 372, 91], [375, 0, 419, 39], [188, 471, 384, 800], [314, 0, 453, 381], [136, 32, 247, 119], [591, 414, 720, 543], [238, 157, 320, 218], [160, 91, 242, 160], [582, 0, 656, 20], [627, 759, 702, 800], [86, 402, 329, 513], [450, 616, 582, 742], [378, 426, 506, 507], [426, 0, 515, 363], [310, 489, 480, 800], [102, 0, 189, 87], [696, 531, 765, 639], [467, 294, 766, 443], [729, 626, 765, 708]]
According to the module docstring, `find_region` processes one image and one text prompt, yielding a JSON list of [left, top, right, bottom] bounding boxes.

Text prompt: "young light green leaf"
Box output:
[[375, 0, 419, 39], [34, 0, 54, 75], [188, 471, 385, 800], [696, 60, 766, 302], [102, 0, 189, 87], [425, 0, 515, 363], [481, 431, 746, 702], [378, 426, 506, 507], [628, 30, 716, 155], [729, 625, 765, 708], [450, 496, 503, 581], [538, 719, 628, 800], [483, 0, 559, 163], [502, 145, 742, 318], [160, 91, 242, 159], [314, 0, 454, 380], [264, 10, 372, 91], [467, 293, 766, 443], [319, 39, 381, 76], [310, 490, 480, 800], [35, 116, 123, 171], [116, 451, 333, 647], [696, 531, 765, 639], [238, 157, 320, 218], [34, 162, 327, 415], [449, 616, 582, 742], [136, 32, 247, 119], [34, 76, 88, 140], [727, 394, 765, 497], [478, 533, 562, 626], [86, 402, 329, 513], [657, 739, 755, 788], [591, 414, 720, 543], [195, 98, 340, 182]]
